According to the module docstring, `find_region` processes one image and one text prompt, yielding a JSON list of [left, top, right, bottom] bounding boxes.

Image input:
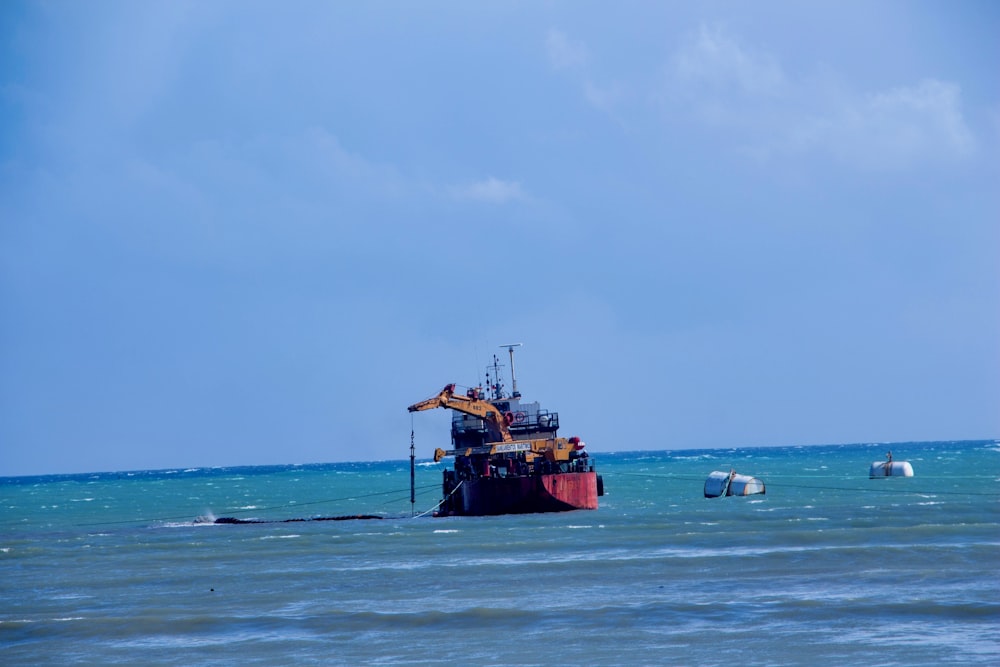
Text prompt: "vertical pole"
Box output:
[[410, 429, 416, 517], [508, 346, 517, 396], [502, 343, 522, 397]]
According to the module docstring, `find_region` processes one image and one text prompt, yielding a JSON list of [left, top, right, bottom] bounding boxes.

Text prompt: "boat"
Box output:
[[407, 344, 603, 516], [869, 451, 914, 478], [704, 470, 766, 498]]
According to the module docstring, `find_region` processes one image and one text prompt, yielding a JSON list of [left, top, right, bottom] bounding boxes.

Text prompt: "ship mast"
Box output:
[[500, 343, 523, 398], [486, 354, 505, 400]]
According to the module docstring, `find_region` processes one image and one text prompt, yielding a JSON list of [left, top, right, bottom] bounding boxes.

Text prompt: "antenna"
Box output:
[[486, 354, 506, 400], [499, 343, 523, 398]]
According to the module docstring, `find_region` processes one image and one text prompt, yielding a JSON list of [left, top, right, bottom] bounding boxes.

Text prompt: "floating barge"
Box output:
[[408, 344, 602, 516]]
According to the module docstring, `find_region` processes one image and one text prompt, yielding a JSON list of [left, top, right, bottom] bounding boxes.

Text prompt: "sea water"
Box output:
[[2, 440, 998, 666]]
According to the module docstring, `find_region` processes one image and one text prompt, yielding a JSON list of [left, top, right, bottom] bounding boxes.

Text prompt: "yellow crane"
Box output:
[[408, 384, 584, 464]]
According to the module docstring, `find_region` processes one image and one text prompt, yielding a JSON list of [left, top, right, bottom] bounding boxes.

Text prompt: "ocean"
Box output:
[[2, 440, 998, 666]]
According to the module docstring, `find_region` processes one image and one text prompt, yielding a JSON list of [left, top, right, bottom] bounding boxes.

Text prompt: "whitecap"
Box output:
[[162, 521, 212, 528]]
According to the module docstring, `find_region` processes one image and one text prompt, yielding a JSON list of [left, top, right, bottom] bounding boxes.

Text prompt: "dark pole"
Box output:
[[410, 429, 416, 517]]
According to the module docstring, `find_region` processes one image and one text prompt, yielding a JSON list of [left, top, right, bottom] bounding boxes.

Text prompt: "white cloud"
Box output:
[[583, 80, 624, 115], [305, 127, 399, 189], [546, 29, 588, 71], [673, 25, 785, 95], [451, 177, 525, 203], [545, 30, 627, 120], [788, 79, 975, 169], [667, 26, 975, 170]]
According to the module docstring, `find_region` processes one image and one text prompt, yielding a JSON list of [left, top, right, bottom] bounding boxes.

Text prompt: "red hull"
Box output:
[[440, 471, 599, 516]]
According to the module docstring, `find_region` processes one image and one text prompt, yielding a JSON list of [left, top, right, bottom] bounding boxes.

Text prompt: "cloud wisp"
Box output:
[[787, 79, 976, 169], [545, 29, 588, 71], [545, 28, 630, 123], [666, 24, 976, 170], [450, 176, 526, 204], [673, 25, 786, 96]]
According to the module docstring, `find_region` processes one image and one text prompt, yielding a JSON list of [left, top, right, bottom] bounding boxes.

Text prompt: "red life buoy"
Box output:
[[504, 412, 514, 425], [514, 411, 526, 424]]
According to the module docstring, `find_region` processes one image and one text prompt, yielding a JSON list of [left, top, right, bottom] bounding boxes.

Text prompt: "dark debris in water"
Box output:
[[213, 514, 383, 524]]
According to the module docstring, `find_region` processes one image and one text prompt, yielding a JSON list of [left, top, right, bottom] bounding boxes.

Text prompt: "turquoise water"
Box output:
[[2, 440, 999, 665]]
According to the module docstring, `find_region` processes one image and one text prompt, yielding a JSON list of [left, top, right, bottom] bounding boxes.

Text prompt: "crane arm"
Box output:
[[408, 383, 513, 443]]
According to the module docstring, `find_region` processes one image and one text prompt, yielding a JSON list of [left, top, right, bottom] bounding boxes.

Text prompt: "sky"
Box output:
[[1, 1, 998, 476]]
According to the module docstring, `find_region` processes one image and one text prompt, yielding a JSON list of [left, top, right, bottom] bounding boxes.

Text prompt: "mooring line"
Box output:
[[413, 480, 464, 518]]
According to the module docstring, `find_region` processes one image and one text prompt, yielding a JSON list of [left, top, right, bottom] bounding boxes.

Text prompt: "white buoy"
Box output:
[[869, 460, 914, 478], [704, 470, 766, 498]]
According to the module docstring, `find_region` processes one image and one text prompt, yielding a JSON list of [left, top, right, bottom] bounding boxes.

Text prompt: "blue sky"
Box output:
[[1, 1, 997, 476]]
